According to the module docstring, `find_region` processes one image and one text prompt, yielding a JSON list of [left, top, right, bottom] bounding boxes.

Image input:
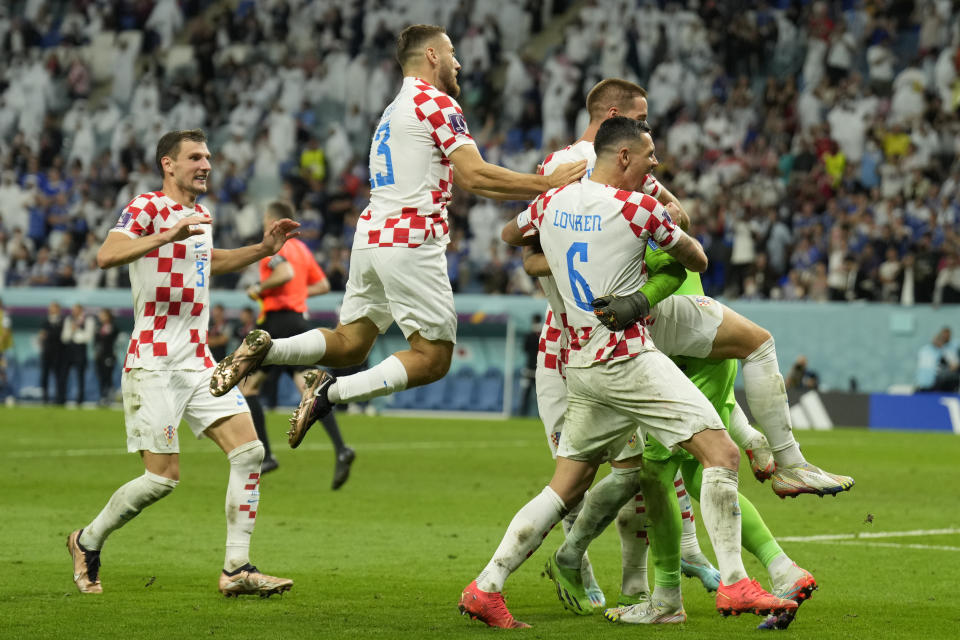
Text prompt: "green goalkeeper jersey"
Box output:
[[642, 248, 737, 461]]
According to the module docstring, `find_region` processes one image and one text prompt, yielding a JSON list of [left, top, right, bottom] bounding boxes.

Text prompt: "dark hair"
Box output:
[[594, 117, 651, 156], [586, 79, 647, 120], [265, 200, 294, 221], [396, 24, 447, 68], [155, 129, 207, 175]]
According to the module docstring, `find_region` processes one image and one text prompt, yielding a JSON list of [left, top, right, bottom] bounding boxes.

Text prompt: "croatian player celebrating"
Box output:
[[210, 24, 584, 442], [458, 117, 796, 628], [67, 129, 298, 597]]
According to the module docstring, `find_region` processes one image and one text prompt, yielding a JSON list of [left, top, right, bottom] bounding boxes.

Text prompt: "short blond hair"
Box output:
[[585, 79, 647, 121]]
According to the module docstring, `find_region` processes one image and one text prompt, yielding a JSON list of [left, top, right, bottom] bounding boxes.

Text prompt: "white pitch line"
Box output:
[[5, 439, 541, 459], [796, 539, 960, 552], [780, 527, 960, 542]]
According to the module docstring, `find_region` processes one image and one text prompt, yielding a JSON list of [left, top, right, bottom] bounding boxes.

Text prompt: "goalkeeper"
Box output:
[[599, 247, 817, 628]]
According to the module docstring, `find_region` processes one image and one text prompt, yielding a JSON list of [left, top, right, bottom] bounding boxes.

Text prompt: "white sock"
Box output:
[[651, 584, 682, 608], [562, 494, 601, 593], [328, 355, 408, 403], [80, 471, 178, 550], [726, 402, 768, 450], [742, 337, 805, 467], [476, 486, 565, 593], [767, 552, 795, 590], [556, 466, 640, 569], [699, 466, 747, 586], [262, 329, 327, 366], [675, 472, 702, 557], [616, 491, 649, 597], [224, 440, 264, 572]]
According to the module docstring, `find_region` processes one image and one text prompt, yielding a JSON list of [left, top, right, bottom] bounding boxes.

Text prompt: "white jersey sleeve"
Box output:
[[112, 191, 215, 371]]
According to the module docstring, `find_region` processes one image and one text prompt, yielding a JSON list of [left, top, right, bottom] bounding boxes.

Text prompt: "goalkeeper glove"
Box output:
[[591, 290, 650, 331]]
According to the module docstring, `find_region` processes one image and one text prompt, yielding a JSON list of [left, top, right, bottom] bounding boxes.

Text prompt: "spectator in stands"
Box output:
[[0, 297, 12, 354], [93, 308, 118, 406], [61, 303, 95, 404], [785, 355, 820, 391], [915, 327, 960, 392], [39, 301, 65, 404]]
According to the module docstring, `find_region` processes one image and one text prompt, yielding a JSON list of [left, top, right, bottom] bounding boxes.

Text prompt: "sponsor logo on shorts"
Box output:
[[162, 424, 176, 444], [694, 296, 712, 307], [235, 392, 245, 406]]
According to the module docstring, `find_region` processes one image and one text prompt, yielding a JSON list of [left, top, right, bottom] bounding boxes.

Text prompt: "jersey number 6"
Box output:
[[370, 121, 395, 188], [567, 242, 595, 312]]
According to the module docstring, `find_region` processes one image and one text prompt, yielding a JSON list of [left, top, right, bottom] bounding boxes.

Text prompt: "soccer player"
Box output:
[[458, 117, 796, 629], [542, 79, 853, 499], [66, 129, 297, 597], [238, 200, 355, 487], [209, 24, 585, 445]]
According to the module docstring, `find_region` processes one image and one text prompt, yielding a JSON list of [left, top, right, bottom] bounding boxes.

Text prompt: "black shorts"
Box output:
[[260, 310, 313, 376]]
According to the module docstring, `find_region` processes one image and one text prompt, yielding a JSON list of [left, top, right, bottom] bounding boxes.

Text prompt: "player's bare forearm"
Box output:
[[665, 234, 707, 272], [214, 219, 300, 275], [522, 244, 550, 277], [451, 146, 585, 199], [97, 217, 209, 269], [501, 219, 539, 246], [211, 244, 271, 275]]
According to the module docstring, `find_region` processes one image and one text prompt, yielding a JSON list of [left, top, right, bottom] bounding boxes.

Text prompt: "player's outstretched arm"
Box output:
[[501, 218, 540, 247], [212, 218, 300, 275], [663, 232, 707, 273], [451, 145, 586, 200], [97, 216, 210, 269]]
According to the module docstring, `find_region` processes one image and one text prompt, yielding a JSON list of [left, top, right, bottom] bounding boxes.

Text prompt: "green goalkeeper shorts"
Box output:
[[643, 356, 738, 462]]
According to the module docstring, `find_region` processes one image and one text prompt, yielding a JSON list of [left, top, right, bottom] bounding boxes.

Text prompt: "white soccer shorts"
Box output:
[[536, 366, 568, 459], [122, 368, 249, 453], [558, 350, 725, 462], [339, 244, 457, 344], [646, 294, 724, 358]]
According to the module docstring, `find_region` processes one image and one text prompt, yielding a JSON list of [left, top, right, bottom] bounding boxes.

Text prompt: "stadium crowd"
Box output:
[[0, 0, 959, 304]]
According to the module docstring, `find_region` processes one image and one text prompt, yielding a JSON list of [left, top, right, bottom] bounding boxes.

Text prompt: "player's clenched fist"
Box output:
[[591, 290, 650, 332]]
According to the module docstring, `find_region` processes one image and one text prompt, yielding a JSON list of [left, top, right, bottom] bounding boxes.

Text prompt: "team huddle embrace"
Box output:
[[66, 23, 854, 631]]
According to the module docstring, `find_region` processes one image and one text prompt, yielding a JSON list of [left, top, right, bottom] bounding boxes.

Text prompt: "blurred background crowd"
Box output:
[[1, 0, 959, 305]]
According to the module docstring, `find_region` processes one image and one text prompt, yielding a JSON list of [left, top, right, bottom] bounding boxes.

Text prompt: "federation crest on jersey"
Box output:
[[694, 296, 712, 307], [448, 112, 468, 134], [162, 424, 177, 444]]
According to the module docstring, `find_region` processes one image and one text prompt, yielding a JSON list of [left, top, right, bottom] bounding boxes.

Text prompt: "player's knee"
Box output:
[[228, 440, 265, 469], [144, 470, 179, 497]]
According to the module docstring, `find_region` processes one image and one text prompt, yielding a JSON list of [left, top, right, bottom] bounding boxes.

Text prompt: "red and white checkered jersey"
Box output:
[[516, 178, 682, 368], [111, 191, 215, 371], [534, 140, 664, 372], [355, 76, 476, 250]]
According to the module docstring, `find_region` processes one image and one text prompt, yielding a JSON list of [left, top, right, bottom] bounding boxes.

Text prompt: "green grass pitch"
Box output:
[[3, 406, 959, 639]]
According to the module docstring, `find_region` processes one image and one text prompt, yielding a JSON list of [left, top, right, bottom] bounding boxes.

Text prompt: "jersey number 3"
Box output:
[[370, 121, 395, 188], [567, 242, 595, 312]]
